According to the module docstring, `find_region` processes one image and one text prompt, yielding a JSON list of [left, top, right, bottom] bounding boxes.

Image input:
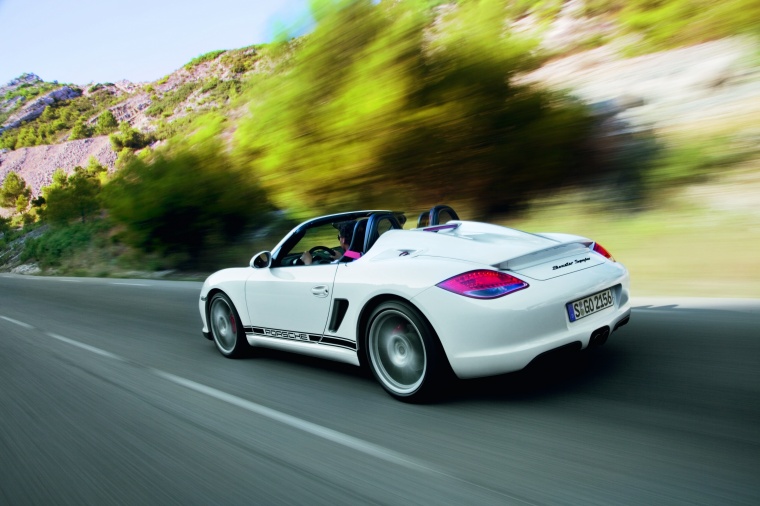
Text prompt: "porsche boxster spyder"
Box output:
[[199, 205, 631, 401]]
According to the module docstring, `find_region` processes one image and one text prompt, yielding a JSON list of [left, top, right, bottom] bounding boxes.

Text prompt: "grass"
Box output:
[[145, 81, 202, 117], [504, 184, 760, 298], [501, 107, 760, 299], [6, 188, 759, 297]]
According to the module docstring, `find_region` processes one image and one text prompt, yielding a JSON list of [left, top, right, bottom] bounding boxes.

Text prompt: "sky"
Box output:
[[0, 0, 311, 86]]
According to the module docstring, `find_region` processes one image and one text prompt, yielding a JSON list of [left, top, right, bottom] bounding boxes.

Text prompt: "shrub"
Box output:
[[43, 166, 102, 225], [144, 81, 201, 117], [69, 118, 92, 140], [95, 110, 118, 135], [21, 220, 107, 267], [185, 50, 227, 70], [110, 121, 152, 150], [234, 0, 595, 217], [102, 141, 271, 266], [0, 216, 11, 236], [1, 171, 31, 208]]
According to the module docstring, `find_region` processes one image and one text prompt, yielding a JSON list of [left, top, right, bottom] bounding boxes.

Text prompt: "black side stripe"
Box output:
[[320, 336, 357, 350], [244, 326, 357, 351]]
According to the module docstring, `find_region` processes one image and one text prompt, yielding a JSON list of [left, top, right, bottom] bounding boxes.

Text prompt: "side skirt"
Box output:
[[244, 326, 360, 367]]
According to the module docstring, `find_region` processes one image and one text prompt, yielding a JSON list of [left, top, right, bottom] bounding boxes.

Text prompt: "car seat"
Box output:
[[339, 219, 367, 262]]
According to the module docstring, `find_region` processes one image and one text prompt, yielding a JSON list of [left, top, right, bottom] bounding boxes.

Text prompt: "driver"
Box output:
[[300, 221, 358, 265]]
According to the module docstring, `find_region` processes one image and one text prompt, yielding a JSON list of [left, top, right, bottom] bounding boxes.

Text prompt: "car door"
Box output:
[[245, 263, 337, 338]]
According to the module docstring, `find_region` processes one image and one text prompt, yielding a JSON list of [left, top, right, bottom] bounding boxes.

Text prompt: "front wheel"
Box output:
[[209, 293, 248, 358], [366, 301, 449, 402]]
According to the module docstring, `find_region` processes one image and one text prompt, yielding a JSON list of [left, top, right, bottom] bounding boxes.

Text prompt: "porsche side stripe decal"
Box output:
[[246, 326, 319, 342], [320, 336, 357, 349], [244, 326, 357, 351]]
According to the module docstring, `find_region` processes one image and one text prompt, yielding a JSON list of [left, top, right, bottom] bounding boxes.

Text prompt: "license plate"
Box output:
[[567, 288, 614, 322]]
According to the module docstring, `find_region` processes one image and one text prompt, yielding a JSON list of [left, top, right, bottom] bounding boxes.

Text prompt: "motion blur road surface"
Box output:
[[1, 274, 758, 505]]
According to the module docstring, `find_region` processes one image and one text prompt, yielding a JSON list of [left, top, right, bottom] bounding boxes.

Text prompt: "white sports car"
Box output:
[[199, 206, 631, 401]]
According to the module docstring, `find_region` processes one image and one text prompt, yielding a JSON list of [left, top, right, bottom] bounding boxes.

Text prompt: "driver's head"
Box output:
[[337, 221, 355, 249]]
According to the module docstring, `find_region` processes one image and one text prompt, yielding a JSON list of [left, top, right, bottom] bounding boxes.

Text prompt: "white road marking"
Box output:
[[151, 369, 438, 475], [2, 317, 526, 502], [111, 283, 150, 287], [0, 316, 35, 329], [45, 332, 124, 360], [9, 325, 435, 473]]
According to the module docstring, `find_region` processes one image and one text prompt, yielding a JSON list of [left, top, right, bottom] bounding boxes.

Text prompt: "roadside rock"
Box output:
[[0, 225, 47, 271], [11, 263, 41, 275]]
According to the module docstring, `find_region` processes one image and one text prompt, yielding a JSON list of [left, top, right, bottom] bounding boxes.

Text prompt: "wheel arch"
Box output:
[[201, 288, 227, 340], [206, 290, 250, 358], [204, 283, 251, 324], [204, 287, 226, 322], [355, 294, 445, 369]]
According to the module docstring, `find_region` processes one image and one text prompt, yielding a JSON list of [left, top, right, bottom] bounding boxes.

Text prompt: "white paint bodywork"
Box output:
[[199, 220, 631, 378]]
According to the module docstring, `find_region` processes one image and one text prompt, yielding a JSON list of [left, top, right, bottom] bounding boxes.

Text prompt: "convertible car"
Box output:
[[199, 205, 631, 401]]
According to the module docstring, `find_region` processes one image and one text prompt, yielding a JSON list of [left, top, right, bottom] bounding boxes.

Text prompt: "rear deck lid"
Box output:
[[501, 242, 604, 280]]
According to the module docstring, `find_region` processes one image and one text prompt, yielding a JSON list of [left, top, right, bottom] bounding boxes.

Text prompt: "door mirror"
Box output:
[[250, 251, 272, 269]]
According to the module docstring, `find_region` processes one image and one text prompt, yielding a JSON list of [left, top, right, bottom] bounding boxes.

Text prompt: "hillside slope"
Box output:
[[1, 0, 758, 201], [525, 37, 760, 134], [1, 1, 759, 291], [2, 36, 757, 202], [0, 137, 116, 197]]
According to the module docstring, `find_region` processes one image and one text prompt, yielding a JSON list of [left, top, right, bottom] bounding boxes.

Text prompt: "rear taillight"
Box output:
[[437, 270, 529, 299], [592, 242, 615, 262]]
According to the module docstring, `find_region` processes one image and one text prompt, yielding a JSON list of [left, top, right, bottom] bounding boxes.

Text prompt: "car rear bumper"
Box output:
[[411, 262, 631, 379]]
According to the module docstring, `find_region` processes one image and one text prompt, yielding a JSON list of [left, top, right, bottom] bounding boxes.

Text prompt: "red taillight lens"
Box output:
[[592, 242, 615, 262], [436, 270, 529, 299]]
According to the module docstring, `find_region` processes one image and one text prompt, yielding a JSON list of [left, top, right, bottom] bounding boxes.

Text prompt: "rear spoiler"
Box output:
[[496, 242, 590, 271]]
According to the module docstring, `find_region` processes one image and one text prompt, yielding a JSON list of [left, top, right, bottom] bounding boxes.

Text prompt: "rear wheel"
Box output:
[[209, 293, 248, 358], [366, 301, 448, 402]]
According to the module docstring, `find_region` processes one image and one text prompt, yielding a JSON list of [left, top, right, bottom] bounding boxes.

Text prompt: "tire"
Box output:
[[208, 293, 248, 358], [365, 301, 449, 402]]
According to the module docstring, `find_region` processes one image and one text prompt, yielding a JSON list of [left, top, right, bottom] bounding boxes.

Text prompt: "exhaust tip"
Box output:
[[589, 326, 610, 347]]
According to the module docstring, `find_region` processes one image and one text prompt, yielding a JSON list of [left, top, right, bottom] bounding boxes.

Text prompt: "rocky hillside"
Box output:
[[525, 37, 760, 134], [0, 137, 116, 197], [0, 46, 266, 201], [1, 1, 759, 206], [0, 75, 80, 134]]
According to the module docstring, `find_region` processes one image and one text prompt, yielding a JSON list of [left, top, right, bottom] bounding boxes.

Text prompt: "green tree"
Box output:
[[95, 110, 118, 135], [115, 147, 137, 169], [110, 121, 151, 150], [1, 171, 32, 208], [16, 126, 39, 147], [102, 141, 270, 265], [0, 216, 10, 236], [47, 168, 69, 194], [86, 156, 107, 175], [86, 156, 109, 184], [21, 212, 35, 228], [234, 0, 592, 217], [15, 194, 30, 214], [40, 104, 59, 122], [69, 117, 92, 140], [44, 167, 102, 225], [0, 129, 19, 150]]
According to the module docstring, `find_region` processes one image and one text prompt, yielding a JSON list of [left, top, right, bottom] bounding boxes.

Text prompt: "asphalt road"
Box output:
[[1, 274, 758, 505]]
